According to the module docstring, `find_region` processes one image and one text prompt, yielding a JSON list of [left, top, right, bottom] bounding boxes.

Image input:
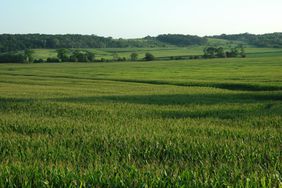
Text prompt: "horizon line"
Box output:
[[0, 32, 281, 39]]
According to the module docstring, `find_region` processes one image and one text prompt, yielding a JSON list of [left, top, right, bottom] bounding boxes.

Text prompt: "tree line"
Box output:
[[52, 49, 156, 62], [203, 45, 246, 58], [211, 33, 282, 48], [0, 33, 280, 53], [156, 34, 207, 46], [0, 34, 204, 53], [0, 34, 210, 53], [0, 34, 123, 53], [0, 50, 34, 63], [0, 48, 158, 63], [0, 45, 246, 63]]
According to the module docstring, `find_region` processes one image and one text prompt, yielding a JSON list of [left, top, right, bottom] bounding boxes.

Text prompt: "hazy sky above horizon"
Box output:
[[1, 0, 282, 38]]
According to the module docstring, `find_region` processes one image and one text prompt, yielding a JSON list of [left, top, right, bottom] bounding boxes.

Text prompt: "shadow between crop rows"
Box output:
[[52, 93, 282, 106]]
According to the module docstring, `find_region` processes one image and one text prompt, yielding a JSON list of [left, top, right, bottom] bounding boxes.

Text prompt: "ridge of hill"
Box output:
[[0, 33, 281, 53]]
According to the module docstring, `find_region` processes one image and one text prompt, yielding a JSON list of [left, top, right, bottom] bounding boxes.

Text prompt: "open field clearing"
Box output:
[[0, 55, 281, 187], [31, 47, 282, 61]]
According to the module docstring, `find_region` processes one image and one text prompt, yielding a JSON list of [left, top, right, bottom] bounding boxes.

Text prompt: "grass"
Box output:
[[0, 52, 281, 187], [31, 46, 282, 61]]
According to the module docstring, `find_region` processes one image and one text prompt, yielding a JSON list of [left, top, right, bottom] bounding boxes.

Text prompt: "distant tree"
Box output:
[[33, 59, 44, 63], [232, 47, 239, 56], [112, 53, 119, 61], [86, 51, 95, 62], [212, 33, 282, 48], [216, 47, 226, 58], [0, 33, 281, 53], [204, 47, 217, 58], [239, 45, 246, 58], [144, 53, 155, 61], [57, 49, 69, 62], [24, 49, 34, 63], [117, 57, 127, 61], [156, 34, 207, 46], [72, 50, 88, 62], [204, 46, 246, 59], [227, 47, 239, 57], [0, 53, 26, 63], [46, 38, 59, 48], [69, 50, 95, 62], [69, 55, 78, 62], [47, 57, 60, 63], [130, 53, 138, 61]]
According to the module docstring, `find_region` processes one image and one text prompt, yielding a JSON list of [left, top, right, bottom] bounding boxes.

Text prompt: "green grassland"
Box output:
[[0, 50, 282, 187], [32, 47, 206, 60], [32, 43, 282, 61]]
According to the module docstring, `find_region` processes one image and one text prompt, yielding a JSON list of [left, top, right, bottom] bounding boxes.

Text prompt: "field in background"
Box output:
[[0, 53, 281, 187], [32, 45, 282, 61]]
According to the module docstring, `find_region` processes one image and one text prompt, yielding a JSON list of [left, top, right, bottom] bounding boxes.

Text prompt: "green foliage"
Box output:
[[212, 32, 282, 48], [156, 34, 208, 46], [144, 52, 155, 61], [46, 57, 60, 63], [0, 50, 34, 63], [56, 49, 70, 62], [56, 49, 96, 62], [204, 45, 246, 58], [216, 47, 226, 58], [2, 33, 281, 53], [0, 52, 26, 63], [226, 47, 239, 58], [71, 50, 88, 62], [33, 59, 44, 63], [239, 45, 246, 58], [24, 49, 34, 63], [112, 53, 119, 61], [29, 47, 282, 62], [204, 47, 218, 58], [130, 52, 138, 61], [0, 56, 281, 187], [0, 34, 167, 53], [86, 51, 95, 62]]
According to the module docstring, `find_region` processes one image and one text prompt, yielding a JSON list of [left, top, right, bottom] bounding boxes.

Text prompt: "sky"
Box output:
[[0, 0, 282, 38]]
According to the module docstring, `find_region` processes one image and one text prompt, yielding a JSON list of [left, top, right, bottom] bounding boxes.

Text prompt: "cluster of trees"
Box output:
[[0, 34, 210, 53], [144, 53, 155, 61], [0, 33, 281, 54], [203, 46, 246, 58], [0, 50, 34, 63], [0, 49, 97, 63], [0, 49, 158, 63], [55, 49, 96, 62], [212, 33, 282, 48], [111, 52, 155, 62], [0, 34, 137, 53], [156, 34, 207, 46], [0, 53, 27, 63], [32, 49, 97, 63], [0, 46, 247, 64], [130, 53, 138, 61], [130, 52, 155, 61]]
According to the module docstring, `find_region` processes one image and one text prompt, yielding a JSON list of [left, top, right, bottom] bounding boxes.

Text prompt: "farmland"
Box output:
[[31, 46, 282, 61], [0, 50, 281, 187]]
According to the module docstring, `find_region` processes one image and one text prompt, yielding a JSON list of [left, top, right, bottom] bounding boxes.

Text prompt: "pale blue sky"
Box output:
[[0, 0, 282, 38]]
